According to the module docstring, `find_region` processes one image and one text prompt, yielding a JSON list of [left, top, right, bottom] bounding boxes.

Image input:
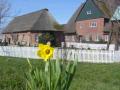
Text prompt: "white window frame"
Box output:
[[85, 35, 90, 41], [90, 22, 97, 28], [95, 35, 101, 41], [104, 35, 109, 41], [86, 10, 92, 15]]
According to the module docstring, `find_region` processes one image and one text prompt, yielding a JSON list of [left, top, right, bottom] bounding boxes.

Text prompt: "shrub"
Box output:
[[38, 33, 55, 46]]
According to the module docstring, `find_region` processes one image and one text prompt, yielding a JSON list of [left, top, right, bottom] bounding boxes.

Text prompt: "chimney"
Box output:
[[43, 8, 49, 11]]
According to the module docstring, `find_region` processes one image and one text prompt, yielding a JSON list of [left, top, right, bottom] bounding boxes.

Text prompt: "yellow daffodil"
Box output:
[[37, 43, 54, 61]]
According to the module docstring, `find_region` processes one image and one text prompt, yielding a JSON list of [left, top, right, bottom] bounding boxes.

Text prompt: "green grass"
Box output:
[[0, 56, 120, 90], [70, 63, 120, 90]]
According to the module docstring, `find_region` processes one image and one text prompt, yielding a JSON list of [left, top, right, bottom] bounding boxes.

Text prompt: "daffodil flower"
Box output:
[[37, 43, 54, 61]]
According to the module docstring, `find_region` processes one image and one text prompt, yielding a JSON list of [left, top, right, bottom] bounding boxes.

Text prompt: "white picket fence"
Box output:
[[0, 46, 120, 63], [54, 48, 120, 63], [62, 42, 115, 50], [0, 46, 38, 59]]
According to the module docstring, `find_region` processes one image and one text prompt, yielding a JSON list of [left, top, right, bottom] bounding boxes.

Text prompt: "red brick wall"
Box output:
[[76, 18, 104, 41], [4, 32, 41, 46], [4, 32, 64, 46]]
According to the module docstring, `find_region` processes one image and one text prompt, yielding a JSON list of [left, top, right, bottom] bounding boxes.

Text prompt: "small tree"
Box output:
[[107, 7, 120, 50], [0, 0, 10, 45]]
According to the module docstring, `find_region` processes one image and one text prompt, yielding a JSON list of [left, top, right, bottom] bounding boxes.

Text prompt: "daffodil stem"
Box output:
[[49, 60, 51, 90]]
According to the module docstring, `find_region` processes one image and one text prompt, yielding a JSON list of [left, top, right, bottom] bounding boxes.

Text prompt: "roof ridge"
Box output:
[[64, 2, 85, 33], [15, 8, 49, 18], [75, 2, 86, 22], [30, 9, 58, 31]]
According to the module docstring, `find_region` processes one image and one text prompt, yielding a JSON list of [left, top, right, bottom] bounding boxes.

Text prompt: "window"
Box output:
[[35, 34, 38, 42], [104, 35, 109, 41], [90, 22, 97, 28], [85, 35, 90, 41], [95, 35, 101, 41], [86, 10, 92, 15], [95, 35, 99, 41], [72, 36, 75, 41], [80, 24, 82, 29]]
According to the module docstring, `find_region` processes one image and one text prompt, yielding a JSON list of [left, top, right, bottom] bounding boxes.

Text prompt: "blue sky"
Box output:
[[8, 0, 85, 24]]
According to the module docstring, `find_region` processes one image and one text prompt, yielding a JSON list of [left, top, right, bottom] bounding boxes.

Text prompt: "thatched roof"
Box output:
[[93, 0, 120, 18], [64, 0, 120, 34], [93, 0, 111, 18], [102, 0, 120, 14], [64, 4, 84, 34], [3, 9, 60, 33]]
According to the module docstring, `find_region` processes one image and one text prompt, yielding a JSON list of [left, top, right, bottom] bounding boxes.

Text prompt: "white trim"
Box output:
[[86, 10, 92, 15], [90, 21, 97, 28]]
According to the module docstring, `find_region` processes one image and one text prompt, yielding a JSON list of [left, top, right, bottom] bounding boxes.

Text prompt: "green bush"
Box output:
[[38, 33, 55, 45]]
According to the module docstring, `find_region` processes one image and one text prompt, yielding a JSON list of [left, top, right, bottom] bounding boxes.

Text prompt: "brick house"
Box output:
[[64, 0, 120, 43], [2, 9, 64, 46]]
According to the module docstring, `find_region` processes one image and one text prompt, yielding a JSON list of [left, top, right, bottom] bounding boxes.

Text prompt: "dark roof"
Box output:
[[3, 9, 60, 33], [64, 0, 120, 34]]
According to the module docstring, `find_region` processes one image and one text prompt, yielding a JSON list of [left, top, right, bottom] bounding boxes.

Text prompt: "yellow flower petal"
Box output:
[[37, 43, 54, 61]]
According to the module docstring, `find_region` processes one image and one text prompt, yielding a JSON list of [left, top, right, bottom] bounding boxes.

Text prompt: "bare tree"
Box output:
[[107, 7, 120, 50], [0, 0, 10, 30]]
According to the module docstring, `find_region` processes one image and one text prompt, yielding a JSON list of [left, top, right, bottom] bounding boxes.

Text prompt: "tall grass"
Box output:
[[26, 59, 77, 90]]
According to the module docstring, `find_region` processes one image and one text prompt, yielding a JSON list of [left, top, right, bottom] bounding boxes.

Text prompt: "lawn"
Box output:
[[0, 56, 120, 90]]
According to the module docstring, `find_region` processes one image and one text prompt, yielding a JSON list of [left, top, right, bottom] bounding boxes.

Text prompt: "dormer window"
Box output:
[[86, 10, 92, 15]]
